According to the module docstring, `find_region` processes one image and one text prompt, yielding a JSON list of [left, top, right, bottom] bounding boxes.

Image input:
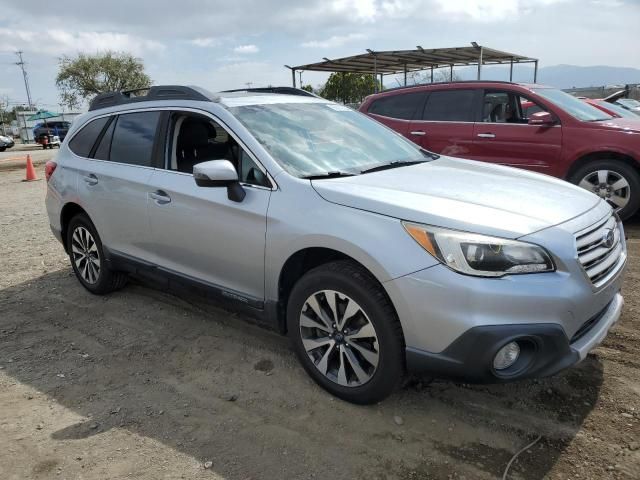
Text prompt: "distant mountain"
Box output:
[[453, 64, 640, 88]]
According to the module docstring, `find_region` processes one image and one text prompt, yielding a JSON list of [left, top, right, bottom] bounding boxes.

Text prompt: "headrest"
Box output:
[[178, 120, 214, 148]]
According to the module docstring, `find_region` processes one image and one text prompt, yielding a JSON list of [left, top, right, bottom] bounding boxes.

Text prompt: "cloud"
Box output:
[[190, 37, 221, 47], [234, 44, 259, 54], [302, 33, 367, 48], [0, 28, 164, 56]]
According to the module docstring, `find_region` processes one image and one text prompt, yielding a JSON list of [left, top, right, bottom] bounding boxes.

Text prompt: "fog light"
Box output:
[[493, 342, 520, 370]]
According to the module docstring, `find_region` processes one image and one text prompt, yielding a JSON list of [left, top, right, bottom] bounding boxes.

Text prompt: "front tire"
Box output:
[[569, 160, 640, 220], [287, 261, 404, 404], [66, 214, 128, 294]]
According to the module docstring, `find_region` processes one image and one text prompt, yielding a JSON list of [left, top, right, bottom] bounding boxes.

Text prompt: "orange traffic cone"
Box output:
[[23, 154, 38, 182]]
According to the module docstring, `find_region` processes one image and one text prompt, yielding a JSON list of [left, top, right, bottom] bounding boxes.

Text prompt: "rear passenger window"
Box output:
[[93, 118, 115, 160], [421, 90, 475, 122], [368, 92, 425, 120], [68, 117, 110, 157], [110, 112, 160, 167]]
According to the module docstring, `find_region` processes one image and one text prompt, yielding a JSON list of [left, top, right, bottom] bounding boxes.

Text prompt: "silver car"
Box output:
[[45, 86, 627, 404]]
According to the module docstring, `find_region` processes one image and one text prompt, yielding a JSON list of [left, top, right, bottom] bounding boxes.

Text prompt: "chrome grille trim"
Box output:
[[575, 214, 624, 287]]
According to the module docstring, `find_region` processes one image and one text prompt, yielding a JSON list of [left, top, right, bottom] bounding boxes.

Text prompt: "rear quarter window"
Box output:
[[68, 117, 110, 158], [368, 92, 425, 120]]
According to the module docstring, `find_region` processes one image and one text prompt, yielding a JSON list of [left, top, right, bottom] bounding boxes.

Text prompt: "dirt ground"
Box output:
[[1, 166, 638, 480]]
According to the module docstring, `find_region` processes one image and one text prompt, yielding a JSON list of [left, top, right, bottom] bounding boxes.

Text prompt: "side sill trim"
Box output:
[[104, 248, 281, 331]]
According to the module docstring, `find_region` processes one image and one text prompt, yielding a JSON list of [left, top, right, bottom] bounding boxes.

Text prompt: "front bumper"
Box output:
[[384, 207, 626, 382], [405, 292, 623, 382]]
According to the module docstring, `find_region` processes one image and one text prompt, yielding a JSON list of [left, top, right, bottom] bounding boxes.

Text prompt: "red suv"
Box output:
[[360, 81, 640, 219]]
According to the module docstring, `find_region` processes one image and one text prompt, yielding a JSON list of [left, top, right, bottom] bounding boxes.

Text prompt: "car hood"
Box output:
[[311, 157, 602, 238], [592, 117, 640, 133]]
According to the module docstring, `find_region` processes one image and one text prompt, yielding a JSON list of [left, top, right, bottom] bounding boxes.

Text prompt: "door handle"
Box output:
[[82, 174, 98, 186], [410, 130, 426, 136], [149, 190, 171, 204], [476, 133, 496, 138]]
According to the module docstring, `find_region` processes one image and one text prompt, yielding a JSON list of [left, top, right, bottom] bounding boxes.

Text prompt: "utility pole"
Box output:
[[15, 51, 34, 110]]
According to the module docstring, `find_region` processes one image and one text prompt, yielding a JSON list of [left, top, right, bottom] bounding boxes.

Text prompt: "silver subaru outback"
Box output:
[[45, 85, 626, 404]]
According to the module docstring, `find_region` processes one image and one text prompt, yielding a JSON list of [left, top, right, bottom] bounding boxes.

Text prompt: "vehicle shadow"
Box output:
[[0, 268, 604, 480]]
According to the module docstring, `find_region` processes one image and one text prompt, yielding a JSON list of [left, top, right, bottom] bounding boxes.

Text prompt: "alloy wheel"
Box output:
[[578, 169, 630, 210], [71, 226, 101, 284], [299, 290, 379, 387]]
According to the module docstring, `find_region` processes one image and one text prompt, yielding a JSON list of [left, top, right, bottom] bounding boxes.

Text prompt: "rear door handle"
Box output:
[[82, 174, 98, 186], [149, 190, 171, 205], [410, 130, 426, 136], [476, 133, 496, 138]]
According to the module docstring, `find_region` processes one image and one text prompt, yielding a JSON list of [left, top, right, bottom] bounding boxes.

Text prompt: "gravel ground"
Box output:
[[0, 166, 638, 480]]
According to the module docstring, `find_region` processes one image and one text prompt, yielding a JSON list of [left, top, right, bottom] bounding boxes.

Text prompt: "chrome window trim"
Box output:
[[66, 106, 278, 190]]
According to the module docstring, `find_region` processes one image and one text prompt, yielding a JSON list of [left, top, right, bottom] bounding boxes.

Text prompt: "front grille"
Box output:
[[575, 214, 623, 286]]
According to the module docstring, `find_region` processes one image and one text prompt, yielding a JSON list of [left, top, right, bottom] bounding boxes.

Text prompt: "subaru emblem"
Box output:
[[602, 229, 615, 249]]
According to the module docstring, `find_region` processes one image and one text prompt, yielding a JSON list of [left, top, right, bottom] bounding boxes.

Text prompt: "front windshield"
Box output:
[[230, 101, 428, 178], [595, 100, 638, 119], [532, 88, 613, 122]]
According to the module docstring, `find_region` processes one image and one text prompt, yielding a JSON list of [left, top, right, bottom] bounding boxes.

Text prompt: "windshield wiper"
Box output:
[[361, 160, 428, 174], [303, 171, 355, 180]]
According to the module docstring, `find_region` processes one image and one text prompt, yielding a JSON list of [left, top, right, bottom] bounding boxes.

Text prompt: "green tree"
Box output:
[[56, 51, 152, 107], [319, 73, 379, 104], [301, 84, 314, 93]]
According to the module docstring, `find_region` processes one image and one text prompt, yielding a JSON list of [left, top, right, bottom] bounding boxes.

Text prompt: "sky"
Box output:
[[0, 0, 638, 111]]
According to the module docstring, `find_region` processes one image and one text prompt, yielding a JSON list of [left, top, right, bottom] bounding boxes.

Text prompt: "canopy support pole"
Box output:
[[404, 64, 407, 86], [534, 60, 539, 83], [477, 47, 483, 80], [373, 54, 378, 93], [509, 58, 514, 81]]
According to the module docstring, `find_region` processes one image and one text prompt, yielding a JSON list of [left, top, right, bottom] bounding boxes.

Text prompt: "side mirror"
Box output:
[[193, 160, 245, 202], [528, 111, 557, 126]]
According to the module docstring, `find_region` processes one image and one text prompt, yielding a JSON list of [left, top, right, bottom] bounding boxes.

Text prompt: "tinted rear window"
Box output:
[[68, 117, 110, 157], [110, 111, 160, 167], [421, 90, 475, 122], [368, 92, 425, 120]]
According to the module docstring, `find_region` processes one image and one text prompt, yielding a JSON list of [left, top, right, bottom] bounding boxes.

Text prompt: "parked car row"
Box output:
[[359, 81, 640, 219], [45, 84, 627, 403]]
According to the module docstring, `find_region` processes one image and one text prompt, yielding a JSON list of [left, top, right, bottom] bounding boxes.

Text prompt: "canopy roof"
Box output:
[[290, 45, 538, 75]]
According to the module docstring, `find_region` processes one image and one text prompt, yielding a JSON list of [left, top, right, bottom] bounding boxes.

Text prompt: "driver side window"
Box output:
[[166, 112, 271, 188], [482, 91, 546, 124]]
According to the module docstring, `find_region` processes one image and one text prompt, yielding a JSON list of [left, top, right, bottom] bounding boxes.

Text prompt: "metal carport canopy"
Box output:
[[287, 44, 539, 88]]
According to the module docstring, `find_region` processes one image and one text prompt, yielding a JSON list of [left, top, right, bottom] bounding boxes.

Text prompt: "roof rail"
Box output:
[[89, 85, 211, 111], [371, 79, 520, 95], [221, 86, 319, 98]]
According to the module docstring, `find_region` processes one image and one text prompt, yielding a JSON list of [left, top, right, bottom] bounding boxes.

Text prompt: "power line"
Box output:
[[15, 51, 34, 110]]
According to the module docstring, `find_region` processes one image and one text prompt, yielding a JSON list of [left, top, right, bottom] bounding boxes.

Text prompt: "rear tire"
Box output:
[[287, 261, 405, 404], [569, 160, 640, 220], [66, 213, 128, 294]]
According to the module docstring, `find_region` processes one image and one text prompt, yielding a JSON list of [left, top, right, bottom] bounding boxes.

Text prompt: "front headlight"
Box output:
[[402, 222, 555, 277]]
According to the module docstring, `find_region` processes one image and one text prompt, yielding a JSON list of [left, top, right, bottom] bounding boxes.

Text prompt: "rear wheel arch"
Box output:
[[60, 203, 90, 253]]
